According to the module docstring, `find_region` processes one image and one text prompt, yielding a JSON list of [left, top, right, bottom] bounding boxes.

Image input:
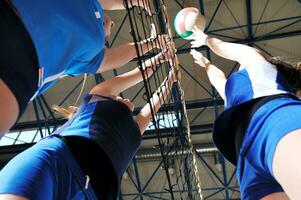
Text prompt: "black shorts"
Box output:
[[0, 0, 39, 117], [59, 136, 119, 199]]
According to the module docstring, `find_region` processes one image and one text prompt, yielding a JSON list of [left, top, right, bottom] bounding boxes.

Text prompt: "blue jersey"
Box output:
[[237, 96, 301, 200], [221, 62, 301, 199], [11, 0, 106, 96], [0, 136, 98, 200], [0, 94, 142, 199], [53, 94, 142, 183], [225, 62, 292, 109]]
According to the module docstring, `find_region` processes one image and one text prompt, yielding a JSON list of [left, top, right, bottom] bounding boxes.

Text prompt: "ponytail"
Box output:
[[267, 57, 301, 97], [52, 105, 78, 119], [52, 74, 87, 118]]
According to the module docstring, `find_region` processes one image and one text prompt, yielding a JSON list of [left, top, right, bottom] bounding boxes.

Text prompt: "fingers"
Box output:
[[166, 41, 177, 63], [190, 50, 208, 68], [115, 96, 123, 101], [144, 0, 152, 16], [192, 27, 207, 37], [139, 0, 152, 16], [167, 67, 178, 82], [154, 34, 171, 50], [191, 41, 200, 48], [130, 0, 152, 15], [159, 46, 175, 63], [191, 26, 203, 39], [160, 34, 171, 45], [190, 37, 201, 48], [193, 25, 202, 33], [190, 49, 197, 55], [190, 28, 208, 48], [190, 39, 203, 48], [190, 49, 202, 58], [150, 24, 157, 39]]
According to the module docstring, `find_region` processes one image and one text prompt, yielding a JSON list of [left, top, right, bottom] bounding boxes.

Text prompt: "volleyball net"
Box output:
[[125, 0, 203, 199]]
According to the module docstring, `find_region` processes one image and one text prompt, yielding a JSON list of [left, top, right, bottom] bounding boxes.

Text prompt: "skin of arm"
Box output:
[[190, 28, 268, 67], [98, 26, 170, 73], [135, 69, 176, 134], [190, 49, 227, 100], [98, 0, 125, 10], [91, 51, 169, 96], [98, 0, 151, 15], [98, 39, 163, 73], [0, 194, 29, 200], [205, 63, 227, 100]]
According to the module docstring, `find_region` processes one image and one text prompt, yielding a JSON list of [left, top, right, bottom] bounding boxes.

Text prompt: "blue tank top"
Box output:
[[53, 94, 142, 181], [225, 63, 292, 109], [10, 0, 106, 96]]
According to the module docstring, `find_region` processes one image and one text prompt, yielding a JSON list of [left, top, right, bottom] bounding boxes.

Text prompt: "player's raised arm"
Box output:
[[135, 68, 177, 134], [190, 28, 268, 68], [190, 50, 226, 100]]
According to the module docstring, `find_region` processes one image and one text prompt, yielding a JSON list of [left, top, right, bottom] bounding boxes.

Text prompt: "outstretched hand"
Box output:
[[131, 0, 152, 15], [142, 40, 175, 70], [190, 49, 210, 68], [147, 24, 171, 51], [190, 26, 208, 48], [168, 67, 178, 83]]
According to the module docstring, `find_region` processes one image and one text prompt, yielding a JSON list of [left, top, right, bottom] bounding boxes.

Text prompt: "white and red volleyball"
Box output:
[[174, 7, 206, 40]]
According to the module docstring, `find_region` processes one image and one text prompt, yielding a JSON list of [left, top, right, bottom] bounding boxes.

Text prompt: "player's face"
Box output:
[[116, 96, 135, 112], [103, 15, 115, 40]]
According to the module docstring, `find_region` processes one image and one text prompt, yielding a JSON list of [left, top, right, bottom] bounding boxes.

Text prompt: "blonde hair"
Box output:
[[52, 105, 78, 119], [52, 74, 88, 119]]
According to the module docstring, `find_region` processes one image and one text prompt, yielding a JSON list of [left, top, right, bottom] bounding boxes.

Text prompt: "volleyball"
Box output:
[[174, 7, 206, 40]]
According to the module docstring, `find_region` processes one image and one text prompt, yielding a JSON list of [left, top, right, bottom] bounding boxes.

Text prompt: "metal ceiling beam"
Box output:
[[11, 98, 223, 131], [207, 16, 301, 34], [246, 0, 253, 44], [204, 0, 223, 32], [2, 1, 298, 199]]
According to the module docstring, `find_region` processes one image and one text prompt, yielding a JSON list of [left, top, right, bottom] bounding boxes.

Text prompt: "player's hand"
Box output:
[[142, 49, 171, 69], [142, 41, 175, 71], [190, 49, 210, 68], [147, 24, 171, 50], [131, 0, 152, 16], [162, 41, 176, 61], [169, 67, 178, 82], [190, 26, 208, 48], [155, 34, 172, 51]]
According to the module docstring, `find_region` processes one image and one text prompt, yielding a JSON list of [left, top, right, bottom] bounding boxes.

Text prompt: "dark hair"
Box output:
[[267, 57, 301, 97]]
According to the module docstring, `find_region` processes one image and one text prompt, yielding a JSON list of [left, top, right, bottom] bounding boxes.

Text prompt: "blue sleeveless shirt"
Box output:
[[10, 0, 106, 96], [221, 62, 301, 199], [225, 62, 292, 109], [53, 94, 142, 182]]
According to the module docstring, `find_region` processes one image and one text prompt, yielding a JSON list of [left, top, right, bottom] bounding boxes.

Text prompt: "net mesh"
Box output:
[[124, 0, 203, 199]]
